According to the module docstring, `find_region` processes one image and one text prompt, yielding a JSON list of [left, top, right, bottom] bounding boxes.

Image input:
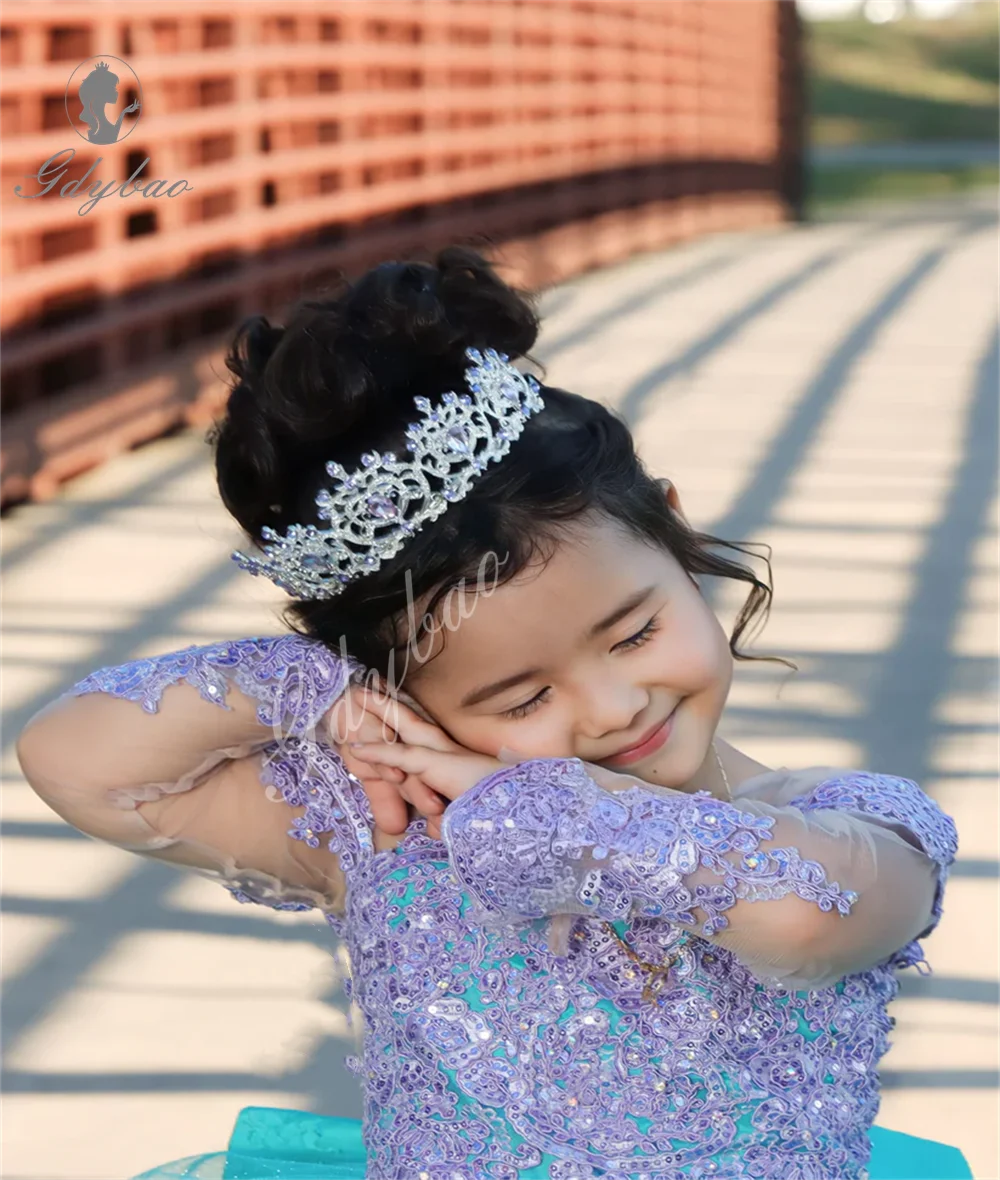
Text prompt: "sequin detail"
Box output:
[[442, 758, 859, 935], [71, 640, 959, 1179], [784, 773, 958, 975], [68, 635, 355, 740]]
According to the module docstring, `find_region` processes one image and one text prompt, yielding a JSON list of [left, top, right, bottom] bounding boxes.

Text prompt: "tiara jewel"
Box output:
[[231, 346, 545, 599]]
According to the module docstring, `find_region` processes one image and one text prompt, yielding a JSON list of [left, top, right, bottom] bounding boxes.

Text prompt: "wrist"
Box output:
[[439, 756, 581, 846]]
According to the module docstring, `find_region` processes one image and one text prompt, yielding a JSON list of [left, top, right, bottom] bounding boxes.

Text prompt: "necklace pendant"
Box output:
[[642, 966, 672, 1005]]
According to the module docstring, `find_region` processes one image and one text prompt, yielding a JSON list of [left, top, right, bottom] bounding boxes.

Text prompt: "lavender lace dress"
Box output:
[[17, 637, 973, 1180]]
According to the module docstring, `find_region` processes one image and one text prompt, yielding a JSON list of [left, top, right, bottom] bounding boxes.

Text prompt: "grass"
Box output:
[[805, 5, 999, 145], [807, 162, 999, 213]]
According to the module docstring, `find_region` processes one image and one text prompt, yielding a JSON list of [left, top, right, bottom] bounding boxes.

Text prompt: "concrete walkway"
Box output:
[[811, 142, 999, 168], [3, 193, 997, 1180]]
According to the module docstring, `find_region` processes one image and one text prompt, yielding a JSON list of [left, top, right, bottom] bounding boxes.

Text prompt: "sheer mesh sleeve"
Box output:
[[15, 636, 373, 916], [440, 758, 958, 990]]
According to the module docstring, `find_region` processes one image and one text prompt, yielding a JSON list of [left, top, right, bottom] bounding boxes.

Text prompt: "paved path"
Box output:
[[3, 193, 997, 1180], [811, 142, 999, 168]]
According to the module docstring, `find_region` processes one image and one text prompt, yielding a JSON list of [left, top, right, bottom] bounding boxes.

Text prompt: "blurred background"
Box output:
[[2, 2, 997, 1178]]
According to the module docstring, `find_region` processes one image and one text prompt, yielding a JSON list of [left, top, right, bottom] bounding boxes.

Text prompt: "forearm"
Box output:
[[16, 635, 355, 847], [441, 758, 950, 987], [442, 758, 854, 927]]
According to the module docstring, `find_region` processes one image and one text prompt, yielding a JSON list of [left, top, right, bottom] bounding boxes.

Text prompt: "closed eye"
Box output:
[[612, 615, 661, 652], [499, 617, 661, 720], [500, 686, 551, 720]]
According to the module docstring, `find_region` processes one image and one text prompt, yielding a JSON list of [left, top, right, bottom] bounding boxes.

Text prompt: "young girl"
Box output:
[[16, 247, 973, 1180]]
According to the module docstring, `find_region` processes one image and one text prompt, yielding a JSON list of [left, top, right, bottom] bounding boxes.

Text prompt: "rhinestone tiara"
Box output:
[[231, 346, 545, 599]]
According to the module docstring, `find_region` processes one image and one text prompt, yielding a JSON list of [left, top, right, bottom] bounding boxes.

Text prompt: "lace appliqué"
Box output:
[[442, 758, 859, 936], [68, 635, 354, 739], [228, 758, 955, 1178], [786, 772, 959, 976], [221, 736, 380, 932]]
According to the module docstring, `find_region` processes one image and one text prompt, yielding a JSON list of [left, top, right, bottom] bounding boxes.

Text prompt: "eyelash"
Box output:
[[499, 616, 661, 720]]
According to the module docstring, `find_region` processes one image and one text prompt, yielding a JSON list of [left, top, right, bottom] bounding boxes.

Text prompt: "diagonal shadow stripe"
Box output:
[[1, 440, 213, 575], [540, 238, 762, 361], [879, 1068, 1000, 1089], [2, 203, 996, 1124], [0, 1068, 333, 1095], [2, 551, 254, 1049], [614, 210, 991, 427], [2, 890, 338, 946], [860, 326, 1000, 780], [616, 232, 869, 425], [701, 218, 988, 550], [896, 972, 1000, 1006], [947, 859, 1000, 880]]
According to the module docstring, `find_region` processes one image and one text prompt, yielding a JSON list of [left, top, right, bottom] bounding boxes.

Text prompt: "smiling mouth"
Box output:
[[603, 704, 680, 765]]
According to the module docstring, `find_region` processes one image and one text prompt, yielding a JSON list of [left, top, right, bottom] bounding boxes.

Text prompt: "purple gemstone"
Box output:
[[445, 426, 471, 454], [366, 495, 398, 520]]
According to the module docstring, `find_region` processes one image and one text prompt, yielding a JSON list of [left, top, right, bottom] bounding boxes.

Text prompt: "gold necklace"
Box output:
[[601, 741, 732, 1004]]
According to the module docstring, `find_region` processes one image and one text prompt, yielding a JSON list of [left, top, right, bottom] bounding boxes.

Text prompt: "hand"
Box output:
[[578, 761, 651, 793], [348, 737, 507, 839], [326, 686, 466, 839]]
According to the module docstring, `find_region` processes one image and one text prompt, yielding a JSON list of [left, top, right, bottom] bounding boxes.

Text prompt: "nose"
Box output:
[[576, 676, 649, 742]]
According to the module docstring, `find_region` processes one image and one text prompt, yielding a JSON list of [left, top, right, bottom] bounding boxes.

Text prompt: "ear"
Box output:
[[657, 478, 700, 591], [656, 478, 691, 528]]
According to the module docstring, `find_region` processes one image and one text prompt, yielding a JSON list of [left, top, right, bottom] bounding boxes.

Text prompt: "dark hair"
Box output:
[[212, 243, 792, 685]]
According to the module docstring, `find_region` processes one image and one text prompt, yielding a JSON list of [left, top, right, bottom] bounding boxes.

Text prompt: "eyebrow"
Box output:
[[585, 584, 657, 640], [458, 585, 658, 709]]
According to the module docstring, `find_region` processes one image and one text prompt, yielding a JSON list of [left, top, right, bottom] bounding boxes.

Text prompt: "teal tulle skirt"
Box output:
[[130, 1106, 974, 1179]]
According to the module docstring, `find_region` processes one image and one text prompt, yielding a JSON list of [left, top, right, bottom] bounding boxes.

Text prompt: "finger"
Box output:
[[360, 692, 458, 752], [349, 742, 467, 802], [348, 741, 433, 777], [581, 761, 642, 793], [497, 745, 531, 765], [340, 745, 405, 785], [357, 768, 444, 831], [326, 687, 388, 746], [360, 691, 439, 745], [397, 774, 446, 817], [425, 815, 442, 841], [356, 776, 410, 835]]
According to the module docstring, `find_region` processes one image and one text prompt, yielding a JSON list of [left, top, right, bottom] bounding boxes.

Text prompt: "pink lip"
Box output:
[[603, 705, 679, 767]]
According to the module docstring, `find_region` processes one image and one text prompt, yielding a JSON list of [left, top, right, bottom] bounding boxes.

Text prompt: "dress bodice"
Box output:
[[21, 636, 958, 1180], [260, 740, 933, 1180]]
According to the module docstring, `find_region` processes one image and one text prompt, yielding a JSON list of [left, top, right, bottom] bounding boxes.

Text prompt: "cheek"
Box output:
[[448, 714, 559, 760], [653, 602, 731, 689], [445, 701, 582, 760]]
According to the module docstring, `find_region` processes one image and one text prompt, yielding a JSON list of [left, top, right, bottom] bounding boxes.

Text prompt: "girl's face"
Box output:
[[405, 506, 734, 791]]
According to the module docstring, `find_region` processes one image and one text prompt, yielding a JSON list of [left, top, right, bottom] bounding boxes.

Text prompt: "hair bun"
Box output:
[[345, 246, 539, 372], [214, 244, 542, 538], [237, 315, 285, 380]]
